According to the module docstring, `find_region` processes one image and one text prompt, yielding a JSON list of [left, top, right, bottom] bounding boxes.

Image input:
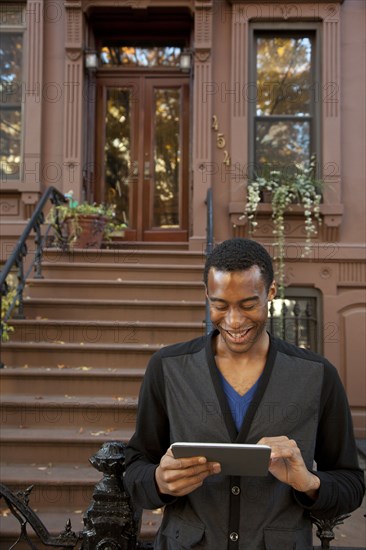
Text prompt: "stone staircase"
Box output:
[[0, 244, 206, 547]]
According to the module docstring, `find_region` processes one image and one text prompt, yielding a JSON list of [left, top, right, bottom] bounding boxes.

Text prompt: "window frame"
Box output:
[[248, 22, 322, 182], [268, 286, 323, 354]]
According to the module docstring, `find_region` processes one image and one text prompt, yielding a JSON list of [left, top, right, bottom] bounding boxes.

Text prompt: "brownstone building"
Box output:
[[0, 0, 365, 493]]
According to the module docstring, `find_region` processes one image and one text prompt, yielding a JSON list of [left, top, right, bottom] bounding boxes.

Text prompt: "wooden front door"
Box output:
[[96, 73, 190, 241]]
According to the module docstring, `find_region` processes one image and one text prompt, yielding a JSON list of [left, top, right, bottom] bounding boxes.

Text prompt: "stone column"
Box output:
[[63, 1, 83, 200], [190, 0, 214, 250], [21, 0, 44, 214]]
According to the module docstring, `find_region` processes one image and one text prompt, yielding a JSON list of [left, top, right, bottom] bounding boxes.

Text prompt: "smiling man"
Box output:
[[125, 238, 364, 550]]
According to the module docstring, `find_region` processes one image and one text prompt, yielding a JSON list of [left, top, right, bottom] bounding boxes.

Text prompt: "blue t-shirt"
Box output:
[[219, 372, 260, 431]]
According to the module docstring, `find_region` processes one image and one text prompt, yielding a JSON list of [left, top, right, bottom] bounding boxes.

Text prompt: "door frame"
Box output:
[[95, 68, 190, 241]]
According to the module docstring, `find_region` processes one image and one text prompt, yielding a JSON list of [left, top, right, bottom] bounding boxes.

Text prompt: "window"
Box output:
[[250, 24, 320, 181], [100, 46, 183, 67], [0, 3, 25, 180], [267, 288, 322, 353]]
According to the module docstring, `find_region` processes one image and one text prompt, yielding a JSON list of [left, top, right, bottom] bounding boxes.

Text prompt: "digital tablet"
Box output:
[[171, 442, 271, 477]]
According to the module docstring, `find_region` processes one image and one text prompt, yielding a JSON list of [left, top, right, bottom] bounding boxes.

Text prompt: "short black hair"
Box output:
[[204, 238, 274, 291]]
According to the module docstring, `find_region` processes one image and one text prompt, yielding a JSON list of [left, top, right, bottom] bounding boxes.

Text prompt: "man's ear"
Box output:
[[268, 280, 277, 301], [204, 286, 209, 300]]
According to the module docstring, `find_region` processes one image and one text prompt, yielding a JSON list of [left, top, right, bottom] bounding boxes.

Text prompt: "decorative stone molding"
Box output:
[[21, 191, 40, 219], [227, 0, 344, 4], [228, 2, 344, 239], [338, 263, 366, 285], [65, 1, 82, 60], [0, 197, 20, 217]]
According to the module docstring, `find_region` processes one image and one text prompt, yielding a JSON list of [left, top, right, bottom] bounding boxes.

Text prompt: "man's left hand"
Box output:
[[257, 436, 320, 499]]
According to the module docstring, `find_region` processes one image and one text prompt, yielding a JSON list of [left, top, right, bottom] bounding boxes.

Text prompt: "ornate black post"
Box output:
[[83, 441, 140, 550], [311, 514, 351, 549]]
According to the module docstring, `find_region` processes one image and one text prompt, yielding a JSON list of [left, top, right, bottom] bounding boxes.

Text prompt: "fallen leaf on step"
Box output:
[[35, 396, 43, 400], [77, 366, 92, 371], [55, 341, 65, 344], [1, 509, 10, 517], [37, 466, 48, 471], [79, 342, 84, 346], [78, 427, 84, 434], [22, 364, 29, 369], [74, 510, 82, 514], [90, 427, 116, 436], [57, 364, 66, 369]]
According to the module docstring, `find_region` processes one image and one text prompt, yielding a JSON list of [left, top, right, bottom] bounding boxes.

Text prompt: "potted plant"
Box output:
[[243, 158, 322, 298], [48, 191, 126, 249]]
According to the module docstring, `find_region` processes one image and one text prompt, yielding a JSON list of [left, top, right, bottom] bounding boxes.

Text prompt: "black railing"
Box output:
[[205, 187, 214, 334], [268, 296, 318, 352], [0, 186, 67, 349], [0, 441, 361, 549], [0, 442, 152, 550]]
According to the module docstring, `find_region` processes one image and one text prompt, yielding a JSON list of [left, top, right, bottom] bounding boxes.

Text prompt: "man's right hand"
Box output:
[[155, 447, 221, 497]]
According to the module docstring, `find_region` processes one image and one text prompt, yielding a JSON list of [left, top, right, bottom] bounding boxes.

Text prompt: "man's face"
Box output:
[[206, 266, 276, 355]]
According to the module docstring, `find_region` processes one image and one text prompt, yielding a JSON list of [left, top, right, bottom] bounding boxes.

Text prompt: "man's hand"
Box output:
[[155, 447, 221, 497], [258, 436, 320, 499]]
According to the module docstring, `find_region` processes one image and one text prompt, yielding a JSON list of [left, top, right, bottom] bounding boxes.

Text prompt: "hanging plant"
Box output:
[[243, 157, 322, 299]]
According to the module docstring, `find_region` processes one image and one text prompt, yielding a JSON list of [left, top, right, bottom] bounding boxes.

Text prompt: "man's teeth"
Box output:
[[227, 328, 250, 338]]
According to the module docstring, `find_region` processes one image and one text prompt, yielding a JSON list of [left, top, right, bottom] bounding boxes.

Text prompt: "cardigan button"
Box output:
[[231, 485, 240, 495], [229, 532, 239, 542]]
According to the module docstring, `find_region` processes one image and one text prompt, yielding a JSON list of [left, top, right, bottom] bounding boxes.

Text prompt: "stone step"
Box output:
[[22, 297, 206, 322], [0, 506, 160, 549], [1, 463, 100, 510], [0, 367, 146, 396], [0, 427, 133, 463], [8, 319, 205, 345], [43, 246, 202, 265], [1, 394, 138, 429], [1, 342, 160, 368], [24, 279, 205, 300], [41, 262, 204, 281]]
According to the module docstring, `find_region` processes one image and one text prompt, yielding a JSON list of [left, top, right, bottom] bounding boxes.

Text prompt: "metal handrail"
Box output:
[[0, 186, 67, 344], [205, 187, 214, 334]]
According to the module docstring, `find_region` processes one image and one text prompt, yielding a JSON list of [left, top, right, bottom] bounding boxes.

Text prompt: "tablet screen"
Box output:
[[171, 442, 271, 477]]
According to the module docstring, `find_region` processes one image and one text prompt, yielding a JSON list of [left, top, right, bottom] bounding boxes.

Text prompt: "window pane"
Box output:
[[256, 36, 312, 116], [0, 32, 23, 178], [0, 33, 23, 102], [0, 108, 21, 178], [255, 119, 310, 171], [104, 89, 131, 225], [153, 88, 181, 228], [100, 46, 182, 67], [0, 4, 25, 26]]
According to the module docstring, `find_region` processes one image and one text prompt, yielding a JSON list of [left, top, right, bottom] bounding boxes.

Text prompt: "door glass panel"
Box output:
[[153, 88, 181, 228], [104, 88, 131, 225]]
